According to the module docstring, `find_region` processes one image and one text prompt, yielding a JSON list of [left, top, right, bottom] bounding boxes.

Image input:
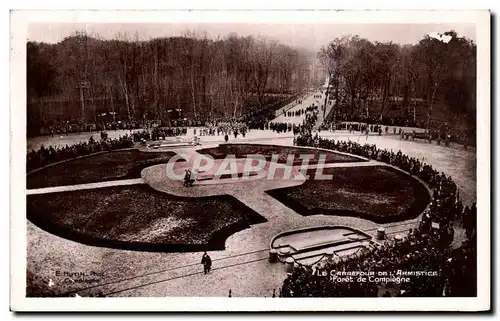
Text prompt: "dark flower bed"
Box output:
[[197, 143, 365, 165], [266, 166, 430, 224], [27, 149, 183, 189], [27, 135, 134, 172], [280, 135, 475, 298], [281, 234, 476, 298], [27, 185, 266, 252]]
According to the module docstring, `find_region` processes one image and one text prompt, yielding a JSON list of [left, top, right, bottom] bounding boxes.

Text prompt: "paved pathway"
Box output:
[[270, 90, 324, 126], [25, 132, 476, 297], [316, 98, 335, 127], [26, 178, 145, 195], [71, 248, 272, 297], [236, 191, 302, 221]]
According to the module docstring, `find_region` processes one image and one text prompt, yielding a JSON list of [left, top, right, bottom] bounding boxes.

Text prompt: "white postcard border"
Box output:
[[10, 9, 490, 312]]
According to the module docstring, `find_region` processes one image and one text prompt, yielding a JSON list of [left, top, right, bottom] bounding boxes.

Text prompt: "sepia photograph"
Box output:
[[10, 9, 490, 312]]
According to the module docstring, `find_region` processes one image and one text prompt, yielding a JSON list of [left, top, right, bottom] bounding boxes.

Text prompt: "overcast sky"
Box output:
[[28, 23, 476, 50]]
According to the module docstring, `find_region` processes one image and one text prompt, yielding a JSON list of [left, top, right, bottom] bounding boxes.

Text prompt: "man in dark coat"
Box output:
[[201, 252, 212, 274]]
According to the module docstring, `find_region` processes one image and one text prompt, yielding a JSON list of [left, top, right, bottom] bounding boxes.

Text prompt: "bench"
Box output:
[[292, 236, 370, 256], [292, 240, 369, 261], [195, 171, 258, 181], [288, 234, 346, 252], [413, 132, 429, 141]]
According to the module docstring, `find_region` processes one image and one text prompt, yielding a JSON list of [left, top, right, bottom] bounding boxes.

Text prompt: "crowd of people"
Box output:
[[330, 112, 427, 129], [243, 95, 301, 130], [131, 127, 188, 142], [37, 121, 141, 137], [275, 91, 319, 117], [283, 105, 319, 118], [268, 122, 297, 134], [194, 121, 248, 138], [296, 137, 475, 232], [321, 119, 472, 148], [281, 230, 476, 297], [282, 135, 477, 297], [269, 105, 319, 134], [26, 135, 134, 172], [36, 119, 192, 137], [33, 93, 298, 138]]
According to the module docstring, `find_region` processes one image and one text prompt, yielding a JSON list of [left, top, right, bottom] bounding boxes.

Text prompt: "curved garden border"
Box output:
[[197, 143, 369, 163], [27, 189, 267, 253], [26, 143, 431, 252], [27, 150, 112, 176], [269, 225, 373, 250], [265, 164, 431, 224], [26, 148, 187, 189]]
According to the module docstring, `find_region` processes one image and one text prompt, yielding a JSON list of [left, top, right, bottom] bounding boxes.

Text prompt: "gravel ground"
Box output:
[[27, 150, 178, 188], [27, 184, 263, 252], [26, 131, 476, 297], [267, 165, 430, 224]]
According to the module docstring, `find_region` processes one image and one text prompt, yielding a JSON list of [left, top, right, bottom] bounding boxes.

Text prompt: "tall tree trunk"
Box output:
[[190, 64, 197, 118], [333, 73, 340, 125], [350, 88, 356, 117], [110, 88, 115, 122], [427, 84, 439, 130], [130, 92, 136, 120], [403, 84, 409, 117], [118, 74, 131, 122], [257, 85, 266, 108], [379, 81, 389, 121], [153, 49, 159, 120], [322, 74, 331, 119]]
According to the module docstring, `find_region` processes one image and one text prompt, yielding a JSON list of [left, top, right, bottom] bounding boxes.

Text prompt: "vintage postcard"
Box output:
[[10, 9, 490, 311]]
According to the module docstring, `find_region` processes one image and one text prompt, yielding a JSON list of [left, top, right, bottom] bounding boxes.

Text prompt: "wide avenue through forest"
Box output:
[[20, 17, 483, 309], [28, 29, 475, 142]]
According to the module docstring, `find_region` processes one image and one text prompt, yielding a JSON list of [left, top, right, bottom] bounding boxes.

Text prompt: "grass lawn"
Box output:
[[266, 166, 430, 224], [27, 149, 183, 189], [27, 184, 266, 252], [197, 144, 365, 165]]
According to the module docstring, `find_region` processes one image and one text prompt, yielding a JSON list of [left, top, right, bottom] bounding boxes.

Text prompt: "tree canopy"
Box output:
[[27, 32, 315, 130], [317, 31, 476, 130], [27, 30, 476, 134]]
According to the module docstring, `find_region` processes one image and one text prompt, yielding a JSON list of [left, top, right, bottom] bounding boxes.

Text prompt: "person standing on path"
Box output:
[[201, 252, 212, 274]]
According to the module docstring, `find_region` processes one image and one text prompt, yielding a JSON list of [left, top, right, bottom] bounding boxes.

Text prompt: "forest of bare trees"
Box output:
[[27, 32, 316, 135], [27, 29, 476, 137], [318, 31, 476, 130]]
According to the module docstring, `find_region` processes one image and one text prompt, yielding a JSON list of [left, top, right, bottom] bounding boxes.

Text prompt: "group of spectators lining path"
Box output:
[[281, 134, 476, 297], [26, 104, 476, 297]]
